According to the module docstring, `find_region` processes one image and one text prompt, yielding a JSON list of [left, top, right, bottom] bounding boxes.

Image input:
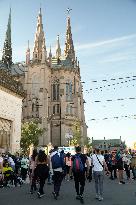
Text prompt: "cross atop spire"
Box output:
[[67, 8, 72, 16], [33, 7, 47, 62], [64, 10, 75, 62], [2, 8, 12, 70]]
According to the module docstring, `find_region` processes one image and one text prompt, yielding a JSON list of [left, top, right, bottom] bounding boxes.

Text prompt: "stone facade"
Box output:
[[0, 9, 25, 153], [0, 83, 23, 153], [21, 9, 87, 147]]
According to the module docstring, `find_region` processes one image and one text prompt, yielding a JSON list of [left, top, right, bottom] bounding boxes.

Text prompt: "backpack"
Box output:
[[51, 152, 64, 169], [72, 154, 84, 172]]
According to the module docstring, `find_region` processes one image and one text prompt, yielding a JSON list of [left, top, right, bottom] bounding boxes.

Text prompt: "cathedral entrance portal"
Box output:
[[0, 118, 12, 152]]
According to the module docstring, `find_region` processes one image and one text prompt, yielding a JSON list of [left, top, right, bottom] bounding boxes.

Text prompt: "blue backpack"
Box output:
[[51, 152, 64, 169], [72, 154, 84, 172]]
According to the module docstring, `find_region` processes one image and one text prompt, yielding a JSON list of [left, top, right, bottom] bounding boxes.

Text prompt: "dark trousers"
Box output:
[[124, 164, 130, 179], [35, 164, 49, 194], [110, 165, 117, 179], [39, 177, 45, 194], [15, 166, 20, 175], [21, 168, 28, 180], [31, 175, 37, 191], [73, 172, 85, 196], [132, 168, 136, 179], [53, 171, 63, 195], [88, 166, 92, 181], [4, 174, 18, 186]]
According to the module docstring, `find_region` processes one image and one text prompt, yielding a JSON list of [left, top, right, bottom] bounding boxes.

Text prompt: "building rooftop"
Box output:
[[0, 68, 25, 97]]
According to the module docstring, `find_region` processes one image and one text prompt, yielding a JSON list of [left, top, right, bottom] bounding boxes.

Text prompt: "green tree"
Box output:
[[84, 137, 92, 152], [71, 121, 81, 146], [20, 121, 43, 152]]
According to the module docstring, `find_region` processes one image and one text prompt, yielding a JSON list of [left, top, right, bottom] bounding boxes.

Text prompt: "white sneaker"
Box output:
[[98, 196, 103, 201]]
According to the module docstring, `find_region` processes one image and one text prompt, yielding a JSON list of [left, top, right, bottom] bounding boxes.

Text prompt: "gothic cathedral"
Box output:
[[22, 8, 87, 147]]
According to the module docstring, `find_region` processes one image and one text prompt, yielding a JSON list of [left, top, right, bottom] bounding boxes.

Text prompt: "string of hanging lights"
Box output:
[[88, 114, 136, 122]]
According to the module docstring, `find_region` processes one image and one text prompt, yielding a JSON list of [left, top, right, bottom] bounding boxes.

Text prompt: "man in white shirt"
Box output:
[[92, 148, 109, 201], [0, 152, 3, 170]]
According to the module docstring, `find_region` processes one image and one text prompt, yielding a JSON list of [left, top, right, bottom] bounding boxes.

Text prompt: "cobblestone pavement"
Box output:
[[0, 176, 136, 205]]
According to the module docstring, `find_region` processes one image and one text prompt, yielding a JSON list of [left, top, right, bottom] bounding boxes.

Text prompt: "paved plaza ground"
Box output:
[[0, 176, 136, 205]]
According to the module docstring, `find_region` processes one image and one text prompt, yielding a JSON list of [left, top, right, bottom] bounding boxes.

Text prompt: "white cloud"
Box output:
[[99, 52, 136, 64], [75, 33, 136, 51]]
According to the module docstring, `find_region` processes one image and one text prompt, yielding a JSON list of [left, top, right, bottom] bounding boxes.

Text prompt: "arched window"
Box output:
[[31, 73, 40, 96], [66, 104, 72, 115], [66, 81, 72, 101], [53, 104, 60, 114], [32, 103, 34, 112], [52, 84, 59, 101]]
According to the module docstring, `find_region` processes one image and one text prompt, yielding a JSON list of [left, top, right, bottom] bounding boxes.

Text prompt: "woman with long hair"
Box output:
[[35, 150, 49, 198], [65, 152, 71, 181], [29, 149, 38, 194]]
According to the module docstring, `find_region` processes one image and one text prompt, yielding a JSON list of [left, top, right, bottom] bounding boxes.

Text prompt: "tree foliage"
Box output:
[[84, 137, 92, 152], [71, 121, 81, 146], [20, 121, 43, 152]]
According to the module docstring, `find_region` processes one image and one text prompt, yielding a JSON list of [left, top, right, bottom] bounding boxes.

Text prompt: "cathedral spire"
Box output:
[[56, 35, 61, 59], [64, 9, 75, 61], [26, 40, 30, 65], [33, 7, 47, 62], [49, 45, 52, 58], [41, 37, 47, 63], [2, 8, 12, 70], [49, 45, 52, 66]]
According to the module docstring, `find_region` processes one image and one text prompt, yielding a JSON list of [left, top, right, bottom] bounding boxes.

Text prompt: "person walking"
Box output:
[[116, 151, 125, 184], [131, 152, 136, 180], [14, 153, 21, 175], [51, 146, 65, 200], [87, 153, 92, 182], [29, 149, 38, 194], [71, 146, 89, 204], [109, 152, 117, 180], [65, 152, 71, 181], [92, 148, 109, 201], [0, 152, 3, 170], [35, 150, 49, 198], [21, 154, 29, 182], [122, 151, 131, 180]]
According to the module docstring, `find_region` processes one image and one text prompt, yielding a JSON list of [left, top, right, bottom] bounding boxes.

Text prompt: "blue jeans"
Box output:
[[93, 171, 104, 196]]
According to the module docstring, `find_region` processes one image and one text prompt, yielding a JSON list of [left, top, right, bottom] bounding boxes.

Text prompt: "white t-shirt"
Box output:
[[92, 154, 104, 172], [0, 157, 3, 164], [8, 157, 15, 166]]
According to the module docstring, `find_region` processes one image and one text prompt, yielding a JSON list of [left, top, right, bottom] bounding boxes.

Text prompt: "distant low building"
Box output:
[[92, 136, 126, 151]]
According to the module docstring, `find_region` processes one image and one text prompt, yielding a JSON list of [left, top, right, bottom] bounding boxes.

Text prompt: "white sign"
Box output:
[[58, 146, 75, 155], [65, 133, 73, 139]]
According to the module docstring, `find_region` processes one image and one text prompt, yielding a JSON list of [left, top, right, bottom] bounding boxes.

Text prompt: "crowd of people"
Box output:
[[0, 146, 136, 203]]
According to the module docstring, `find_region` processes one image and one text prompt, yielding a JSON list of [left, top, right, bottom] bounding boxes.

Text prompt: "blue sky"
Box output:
[[0, 0, 136, 148]]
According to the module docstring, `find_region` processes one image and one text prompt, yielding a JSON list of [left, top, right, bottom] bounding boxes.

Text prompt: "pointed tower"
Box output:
[[56, 35, 61, 59], [2, 8, 12, 70], [41, 37, 47, 63], [49, 45, 52, 66], [64, 14, 75, 61], [26, 40, 30, 65], [49, 45, 52, 58], [33, 8, 47, 62]]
